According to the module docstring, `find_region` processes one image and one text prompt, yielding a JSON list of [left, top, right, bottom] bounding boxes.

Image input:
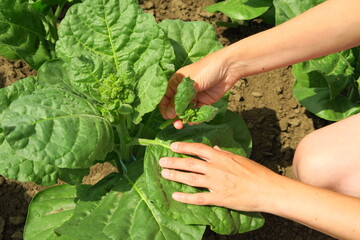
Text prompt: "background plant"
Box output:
[[206, 0, 360, 121], [206, 0, 275, 26], [0, 0, 264, 239], [273, 0, 360, 121], [0, 0, 81, 70]]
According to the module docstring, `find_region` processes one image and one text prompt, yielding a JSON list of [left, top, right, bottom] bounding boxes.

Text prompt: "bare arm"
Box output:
[[160, 0, 360, 125], [223, 0, 360, 80], [159, 142, 360, 240]]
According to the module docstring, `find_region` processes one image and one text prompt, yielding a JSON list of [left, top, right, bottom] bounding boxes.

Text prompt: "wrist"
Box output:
[[257, 174, 295, 214], [219, 44, 246, 80]]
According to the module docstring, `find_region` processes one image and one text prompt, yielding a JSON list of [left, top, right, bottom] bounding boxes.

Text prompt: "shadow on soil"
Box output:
[[238, 107, 294, 172], [0, 176, 32, 240]]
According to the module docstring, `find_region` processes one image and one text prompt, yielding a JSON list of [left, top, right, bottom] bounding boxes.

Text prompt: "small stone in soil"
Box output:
[[288, 119, 301, 127], [279, 119, 288, 131], [251, 91, 263, 98], [275, 86, 283, 94]]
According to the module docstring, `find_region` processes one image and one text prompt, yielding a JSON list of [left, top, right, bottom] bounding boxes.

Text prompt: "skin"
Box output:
[[158, 0, 360, 239]]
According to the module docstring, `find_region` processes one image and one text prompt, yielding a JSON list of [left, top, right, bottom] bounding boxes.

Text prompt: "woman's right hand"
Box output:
[[159, 50, 239, 129]]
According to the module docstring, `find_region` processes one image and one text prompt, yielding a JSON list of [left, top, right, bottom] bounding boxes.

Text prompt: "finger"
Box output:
[[173, 119, 184, 129], [213, 145, 229, 153], [172, 192, 215, 206], [159, 97, 177, 120], [158, 97, 171, 119], [187, 122, 201, 126], [159, 74, 183, 119], [161, 169, 208, 188], [213, 145, 221, 150], [170, 142, 220, 162], [159, 157, 209, 174]]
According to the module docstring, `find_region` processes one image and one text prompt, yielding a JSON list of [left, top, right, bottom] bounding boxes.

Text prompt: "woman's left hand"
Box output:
[[159, 142, 282, 213]]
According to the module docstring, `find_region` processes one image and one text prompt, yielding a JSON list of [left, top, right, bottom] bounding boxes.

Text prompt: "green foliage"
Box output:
[[206, 0, 274, 26], [146, 145, 263, 234], [98, 69, 136, 122], [31, 0, 82, 14], [273, 0, 325, 25], [24, 184, 90, 240], [0, 0, 80, 69], [175, 77, 219, 123], [159, 20, 223, 69], [274, 0, 360, 121], [0, 0, 53, 69], [0, 0, 264, 238], [182, 105, 218, 122]]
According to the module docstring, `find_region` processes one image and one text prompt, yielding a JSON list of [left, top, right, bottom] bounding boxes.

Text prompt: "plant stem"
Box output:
[[115, 116, 132, 164], [348, 80, 360, 102], [127, 138, 170, 149], [159, 118, 180, 130], [54, 3, 65, 21]]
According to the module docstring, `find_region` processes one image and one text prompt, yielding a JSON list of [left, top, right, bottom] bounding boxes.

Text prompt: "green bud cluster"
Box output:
[[98, 73, 136, 123], [180, 105, 219, 124], [99, 74, 135, 104], [181, 108, 197, 122]]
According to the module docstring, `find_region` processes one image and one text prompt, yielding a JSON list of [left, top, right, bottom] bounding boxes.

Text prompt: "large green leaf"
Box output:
[[274, 0, 360, 121], [0, 127, 4, 145], [145, 144, 264, 235], [156, 123, 247, 156], [292, 50, 360, 121], [65, 54, 117, 102], [0, 140, 58, 185], [206, 0, 273, 21], [0, 75, 90, 185], [24, 184, 90, 240], [292, 79, 360, 121], [159, 20, 223, 70], [37, 59, 79, 93], [55, 166, 205, 240], [56, 0, 175, 124], [0, 76, 38, 115], [0, 140, 89, 185], [0, 0, 54, 69], [273, 0, 325, 25], [144, 123, 260, 234], [1, 88, 114, 169], [0, 44, 18, 60], [220, 110, 252, 157]]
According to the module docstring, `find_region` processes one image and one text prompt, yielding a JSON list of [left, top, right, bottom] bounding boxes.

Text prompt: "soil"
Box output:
[[0, 0, 335, 239]]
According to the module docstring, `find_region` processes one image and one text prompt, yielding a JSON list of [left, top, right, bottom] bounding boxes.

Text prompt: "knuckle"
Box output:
[[188, 174, 198, 185], [195, 194, 206, 205], [187, 158, 196, 167]]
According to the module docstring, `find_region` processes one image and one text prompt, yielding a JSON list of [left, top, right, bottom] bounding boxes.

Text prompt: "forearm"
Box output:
[[265, 176, 360, 240], [217, 0, 360, 79]]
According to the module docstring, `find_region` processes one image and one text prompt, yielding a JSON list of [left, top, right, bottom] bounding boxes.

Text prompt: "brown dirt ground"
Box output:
[[0, 0, 335, 239]]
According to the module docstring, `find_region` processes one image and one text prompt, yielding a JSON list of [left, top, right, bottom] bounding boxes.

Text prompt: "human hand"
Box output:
[[159, 142, 282, 212], [159, 51, 239, 129]]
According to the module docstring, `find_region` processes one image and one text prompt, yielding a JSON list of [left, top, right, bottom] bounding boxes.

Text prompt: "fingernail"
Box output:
[[170, 142, 178, 151], [161, 169, 170, 178], [172, 192, 181, 200], [159, 158, 167, 166]]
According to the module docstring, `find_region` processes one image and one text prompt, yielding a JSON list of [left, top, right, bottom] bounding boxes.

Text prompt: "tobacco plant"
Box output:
[[206, 0, 275, 26], [0, 0, 82, 70], [0, 0, 264, 239], [274, 0, 360, 121]]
